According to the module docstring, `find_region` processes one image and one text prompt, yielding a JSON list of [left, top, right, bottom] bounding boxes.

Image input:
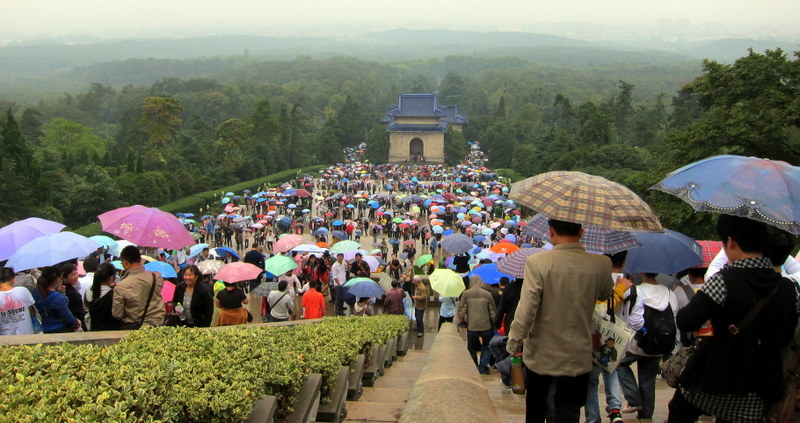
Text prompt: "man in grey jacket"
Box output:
[[112, 246, 164, 328], [458, 275, 496, 374]]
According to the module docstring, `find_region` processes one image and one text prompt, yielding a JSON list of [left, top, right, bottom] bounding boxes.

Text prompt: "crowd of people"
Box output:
[[0, 141, 798, 423]]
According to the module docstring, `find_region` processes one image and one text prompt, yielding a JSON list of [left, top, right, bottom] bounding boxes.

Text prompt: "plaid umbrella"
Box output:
[[496, 247, 546, 278], [197, 259, 224, 275], [695, 240, 722, 268], [523, 214, 640, 254], [510, 171, 663, 232], [440, 234, 474, 254]]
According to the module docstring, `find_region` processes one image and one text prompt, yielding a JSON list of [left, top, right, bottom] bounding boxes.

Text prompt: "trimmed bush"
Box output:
[[73, 165, 325, 236], [0, 315, 408, 422]]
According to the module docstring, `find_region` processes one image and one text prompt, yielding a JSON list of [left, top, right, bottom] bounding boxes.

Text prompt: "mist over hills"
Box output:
[[0, 28, 794, 103]]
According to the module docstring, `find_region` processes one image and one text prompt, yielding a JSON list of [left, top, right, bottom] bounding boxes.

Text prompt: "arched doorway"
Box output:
[[409, 138, 424, 162]]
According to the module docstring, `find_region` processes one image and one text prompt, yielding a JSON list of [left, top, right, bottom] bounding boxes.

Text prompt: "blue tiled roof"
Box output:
[[442, 105, 468, 125], [386, 123, 448, 132], [388, 94, 447, 118]]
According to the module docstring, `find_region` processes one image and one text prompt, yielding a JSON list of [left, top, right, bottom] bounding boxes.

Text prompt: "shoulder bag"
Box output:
[[660, 283, 780, 388]]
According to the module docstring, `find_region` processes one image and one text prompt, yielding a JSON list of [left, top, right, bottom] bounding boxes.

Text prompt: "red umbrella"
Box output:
[[215, 262, 263, 283], [696, 240, 722, 268], [403, 239, 416, 246], [294, 189, 311, 198], [98, 205, 194, 250]]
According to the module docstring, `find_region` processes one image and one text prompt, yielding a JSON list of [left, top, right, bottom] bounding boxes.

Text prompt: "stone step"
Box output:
[[343, 401, 405, 422], [373, 376, 418, 389], [357, 387, 411, 403]]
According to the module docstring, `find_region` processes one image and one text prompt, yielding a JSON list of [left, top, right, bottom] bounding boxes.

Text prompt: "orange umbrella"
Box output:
[[490, 243, 520, 254], [317, 242, 329, 248]]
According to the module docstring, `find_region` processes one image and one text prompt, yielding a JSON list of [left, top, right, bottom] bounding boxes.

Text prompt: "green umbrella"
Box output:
[[392, 217, 403, 223], [415, 254, 433, 267], [429, 268, 466, 297], [89, 235, 117, 249], [264, 255, 297, 276], [330, 240, 361, 254], [344, 277, 374, 287]]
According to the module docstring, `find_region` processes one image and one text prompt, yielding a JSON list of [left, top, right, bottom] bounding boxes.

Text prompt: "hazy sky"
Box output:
[[2, 0, 799, 39]]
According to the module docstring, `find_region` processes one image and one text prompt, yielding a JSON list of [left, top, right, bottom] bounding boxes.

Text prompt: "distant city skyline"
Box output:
[[1, 0, 799, 43]]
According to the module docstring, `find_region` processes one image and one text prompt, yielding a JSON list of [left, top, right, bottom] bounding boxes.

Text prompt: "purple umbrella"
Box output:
[[6, 232, 101, 272], [98, 205, 195, 250], [0, 217, 66, 261]]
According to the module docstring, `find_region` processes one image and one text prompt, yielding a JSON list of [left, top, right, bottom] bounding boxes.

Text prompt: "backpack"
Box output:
[[634, 301, 677, 355]]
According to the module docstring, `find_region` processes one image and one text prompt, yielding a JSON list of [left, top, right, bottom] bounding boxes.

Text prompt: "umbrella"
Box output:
[[189, 243, 209, 257], [264, 255, 298, 276], [88, 235, 117, 250], [291, 244, 327, 254], [294, 189, 311, 198], [109, 239, 136, 257], [432, 225, 444, 234], [342, 279, 386, 299], [469, 263, 514, 285], [362, 255, 381, 272], [403, 239, 415, 246], [0, 217, 66, 261], [415, 254, 433, 267], [652, 155, 800, 235], [144, 261, 178, 279], [510, 171, 663, 232], [312, 228, 329, 237], [161, 280, 176, 303], [332, 220, 344, 226], [429, 269, 466, 297], [523, 214, 640, 254], [215, 262, 263, 283], [441, 234, 474, 254], [215, 247, 240, 259], [490, 242, 520, 254], [197, 259, 225, 275], [6, 232, 101, 272], [496, 247, 546, 278], [251, 282, 274, 297], [330, 240, 362, 254], [331, 231, 348, 240], [273, 234, 304, 253], [696, 240, 723, 269], [624, 229, 703, 274], [98, 205, 195, 250]]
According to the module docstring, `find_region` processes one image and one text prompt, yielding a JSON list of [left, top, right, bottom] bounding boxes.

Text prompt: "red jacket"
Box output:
[[302, 288, 326, 319], [384, 288, 405, 315]]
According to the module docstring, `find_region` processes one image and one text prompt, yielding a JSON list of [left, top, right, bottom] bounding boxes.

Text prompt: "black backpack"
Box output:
[[634, 301, 677, 355]]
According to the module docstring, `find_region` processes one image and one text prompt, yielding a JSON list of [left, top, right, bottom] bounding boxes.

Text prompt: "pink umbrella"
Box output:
[[161, 280, 176, 303], [224, 205, 234, 213], [215, 262, 263, 283], [98, 205, 195, 250], [273, 234, 304, 253]]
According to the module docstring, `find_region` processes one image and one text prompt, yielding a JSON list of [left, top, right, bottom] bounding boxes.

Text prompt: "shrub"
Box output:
[[0, 315, 409, 422]]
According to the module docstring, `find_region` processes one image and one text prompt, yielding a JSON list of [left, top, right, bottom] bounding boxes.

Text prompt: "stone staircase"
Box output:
[[341, 333, 431, 423]]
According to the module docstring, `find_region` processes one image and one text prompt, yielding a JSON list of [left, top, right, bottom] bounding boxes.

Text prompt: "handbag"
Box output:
[[765, 345, 800, 423], [120, 274, 156, 330], [591, 296, 632, 373], [660, 283, 780, 388]]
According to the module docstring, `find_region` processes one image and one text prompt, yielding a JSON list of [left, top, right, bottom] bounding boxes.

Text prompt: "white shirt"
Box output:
[[0, 287, 35, 335], [279, 274, 306, 298], [331, 261, 348, 287], [619, 282, 680, 356], [706, 249, 800, 282]]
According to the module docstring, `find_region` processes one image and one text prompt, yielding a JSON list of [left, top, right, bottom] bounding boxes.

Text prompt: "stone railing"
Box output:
[[399, 323, 500, 423]]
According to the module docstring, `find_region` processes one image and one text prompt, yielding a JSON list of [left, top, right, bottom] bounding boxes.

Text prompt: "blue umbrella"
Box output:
[[624, 229, 703, 275], [189, 243, 209, 257], [469, 263, 514, 285], [432, 225, 444, 234], [443, 229, 455, 236], [312, 228, 329, 237], [144, 261, 178, 278], [243, 189, 251, 194], [200, 215, 212, 220], [332, 220, 344, 226], [288, 204, 297, 209], [302, 209, 311, 213], [89, 235, 117, 250], [7, 232, 101, 272], [368, 200, 380, 208], [225, 192, 234, 196], [654, 155, 800, 235], [473, 235, 486, 244], [277, 217, 292, 228], [215, 247, 240, 259], [440, 234, 474, 254], [346, 204, 355, 209], [344, 281, 386, 298], [331, 231, 348, 240]]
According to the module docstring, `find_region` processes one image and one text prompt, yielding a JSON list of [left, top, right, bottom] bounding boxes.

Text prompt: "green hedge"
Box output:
[[74, 165, 325, 237], [0, 315, 408, 422]]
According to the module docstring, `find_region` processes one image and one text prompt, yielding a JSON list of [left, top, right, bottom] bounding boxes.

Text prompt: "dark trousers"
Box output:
[[525, 367, 590, 423], [333, 286, 345, 316], [415, 308, 425, 332], [467, 328, 494, 373], [667, 389, 734, 423], [438, 315, 453, 330]]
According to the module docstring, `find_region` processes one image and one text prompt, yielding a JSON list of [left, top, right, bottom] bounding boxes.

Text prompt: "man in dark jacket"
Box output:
[[667, 215, 800, 423], [243, 244, 265, 291], [495, 277, 522, 334]]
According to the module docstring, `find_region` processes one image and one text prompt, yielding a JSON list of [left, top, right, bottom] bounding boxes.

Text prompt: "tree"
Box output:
[[612, 81, 635, 143], [481, 120, 518, 168], [577, 102, 614, 145], [138, 96, 182, 147], [18, 108, 43, 147], [667, 48, 800, 165], [365, 125, 389, 164], [1, 110, 41, 192], [511, 144, 538, 177], [439, 71, 465, 105], [443, 128, 467, 166], [337, 95, 365, 147], [40, 118, 107, 165]]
